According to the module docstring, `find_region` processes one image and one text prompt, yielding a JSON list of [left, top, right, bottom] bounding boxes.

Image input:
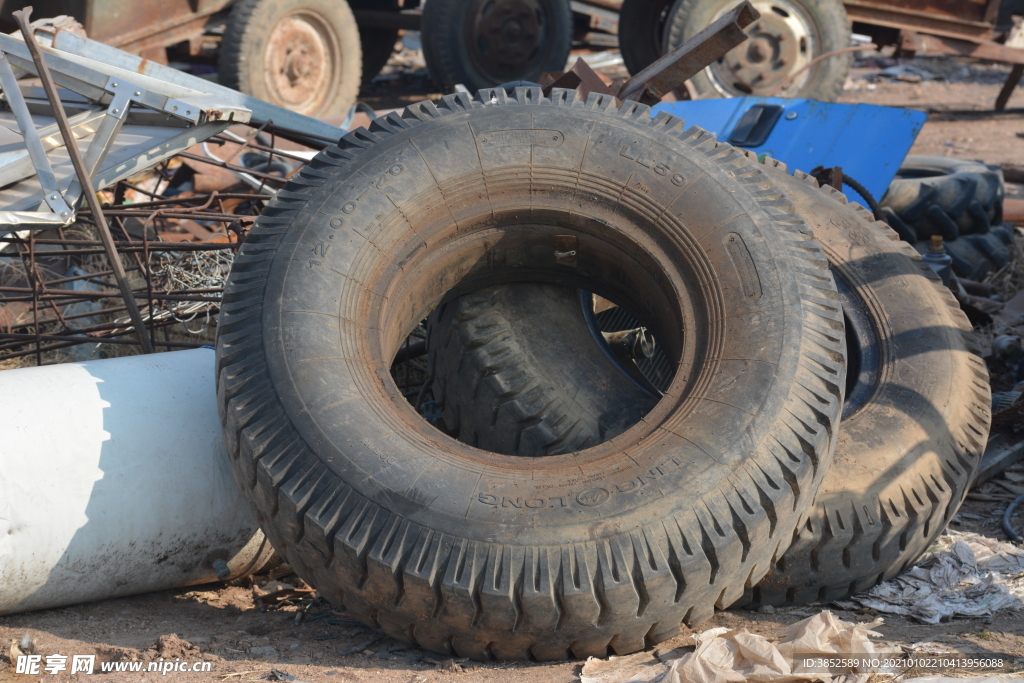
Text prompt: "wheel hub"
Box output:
[[707, 1, 814, 96], [469, 0, 545, 81], [263, 14, 333, 112]]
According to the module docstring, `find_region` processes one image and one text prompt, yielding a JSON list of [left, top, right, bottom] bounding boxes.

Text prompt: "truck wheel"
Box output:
[[746, 157, 991, 606], [421, 0, 573, 92], [618, 0, 674, 76], [216, 88, 845, 659], [663, 0, 852, 101], [427, 284, 659, 457], [219, 0, 361, 117]]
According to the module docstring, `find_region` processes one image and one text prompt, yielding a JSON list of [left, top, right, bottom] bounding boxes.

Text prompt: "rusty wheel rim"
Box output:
[[705, 0, 815, 96], [465, 0, 547, 83], [262, 10, 338, 114]]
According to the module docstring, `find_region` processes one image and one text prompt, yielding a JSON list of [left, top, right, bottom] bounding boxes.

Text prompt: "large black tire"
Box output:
[[219, 0, 361, 117], [663, 0, 852, 101], [746, 158, 991, 606], [421, 0, 573, 92], [216, 87, 845, 660], [350, 0, 400, 87], [618, 0, 674, 77], [427, 284, 659, 457]]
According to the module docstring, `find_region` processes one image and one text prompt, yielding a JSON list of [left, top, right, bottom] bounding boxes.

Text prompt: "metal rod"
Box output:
[[617, 1, 759, 105], [12, 7, 155, 354]]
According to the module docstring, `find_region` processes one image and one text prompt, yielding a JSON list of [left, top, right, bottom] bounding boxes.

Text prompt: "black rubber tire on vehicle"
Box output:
[[427, 284, 659, 457], [618, 0, 674, 77], [881, 155, 1006, 241], [744, 157, 991, 606], [350, 0, 400, 87], [420, 0, 573, 92], [219, 0, 361, 117], [216, 87, 846, 660], [663, 0, 852, 101]]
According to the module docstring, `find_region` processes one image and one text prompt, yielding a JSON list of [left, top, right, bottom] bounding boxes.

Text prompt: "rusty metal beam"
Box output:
[[899, 30, 1024, 65], [542, 57, 617, 99], [617, 1, 758, 105], [844, 0, 994, 43]]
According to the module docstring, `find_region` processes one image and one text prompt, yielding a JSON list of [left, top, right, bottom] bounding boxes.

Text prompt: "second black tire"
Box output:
[[747, 159, 991, 605], [428, 284, 659, 457]]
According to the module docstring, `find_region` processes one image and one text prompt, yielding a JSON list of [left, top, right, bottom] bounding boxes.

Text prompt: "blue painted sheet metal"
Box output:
[[652, 98, 927, 206]]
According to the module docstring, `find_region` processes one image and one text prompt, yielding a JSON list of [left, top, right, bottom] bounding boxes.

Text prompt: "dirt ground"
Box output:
[[5, 50, 1024, 683]]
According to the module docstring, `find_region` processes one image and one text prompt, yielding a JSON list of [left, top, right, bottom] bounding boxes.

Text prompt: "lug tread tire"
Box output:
[[746, 155, 991, 606], [217, 88, 845, 660], [427, 284, 659, 457]]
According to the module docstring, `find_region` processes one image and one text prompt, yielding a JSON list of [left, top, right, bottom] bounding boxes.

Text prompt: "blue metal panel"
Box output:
[[652, 97, 927, 207]]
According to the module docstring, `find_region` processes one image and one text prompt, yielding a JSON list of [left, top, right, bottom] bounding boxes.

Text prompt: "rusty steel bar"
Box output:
[[12, 7, 154, 354], [617, 1, 759, 104]]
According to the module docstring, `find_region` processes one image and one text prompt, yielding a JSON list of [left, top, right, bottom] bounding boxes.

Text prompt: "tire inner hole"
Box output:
[[388, 287, 676, 457]]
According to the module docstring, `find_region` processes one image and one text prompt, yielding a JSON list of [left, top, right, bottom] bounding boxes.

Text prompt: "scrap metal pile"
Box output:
[[0, 13, 331, 365]]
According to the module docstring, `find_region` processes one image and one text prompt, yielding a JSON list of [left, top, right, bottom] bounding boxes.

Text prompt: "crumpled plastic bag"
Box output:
[[845, 532, 1024, 623], [580, 611, 899, 683]]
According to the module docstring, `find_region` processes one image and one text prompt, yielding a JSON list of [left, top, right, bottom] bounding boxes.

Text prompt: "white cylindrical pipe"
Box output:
[[0, 348, 274, 616]]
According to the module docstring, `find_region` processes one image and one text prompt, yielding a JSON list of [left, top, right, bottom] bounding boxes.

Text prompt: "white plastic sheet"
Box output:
[[843, 532, 1024, 623], [580, 611, 900, 683]]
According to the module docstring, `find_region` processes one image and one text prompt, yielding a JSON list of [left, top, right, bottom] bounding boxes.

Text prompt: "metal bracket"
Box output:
[[0, 49, 73, 222], [63, 76, 147, 204], [162, 97, 200, 123]]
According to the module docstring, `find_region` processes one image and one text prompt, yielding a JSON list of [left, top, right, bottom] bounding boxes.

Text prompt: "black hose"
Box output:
[[843, 173, 885, 221], [1003, 493, 1024, 544], [415, 373, 433, 412]]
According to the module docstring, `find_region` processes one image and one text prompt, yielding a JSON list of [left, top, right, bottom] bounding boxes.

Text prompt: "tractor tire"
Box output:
[[216, 87, 845, 660], [421, 0, 573, 92], [427, 284, 659, 457], [219, 0, 361, 117], [746, 157, 991, 606], [663, 0, 852, 101], [882, 156, 1006, 242]]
